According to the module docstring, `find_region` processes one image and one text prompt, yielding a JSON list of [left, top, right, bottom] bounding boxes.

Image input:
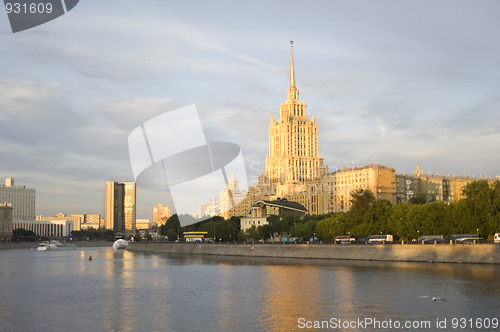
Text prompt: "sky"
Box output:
[[1, 0, 499, 219]]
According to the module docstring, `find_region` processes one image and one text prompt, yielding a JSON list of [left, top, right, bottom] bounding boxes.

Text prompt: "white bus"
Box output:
[[334, 236, 355, 244], [367, 234, 393, 244], [495, 233, 500, 244]]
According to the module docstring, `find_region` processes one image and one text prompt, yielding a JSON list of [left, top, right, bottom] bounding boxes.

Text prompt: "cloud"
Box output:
[[2, 0, 500, 217]]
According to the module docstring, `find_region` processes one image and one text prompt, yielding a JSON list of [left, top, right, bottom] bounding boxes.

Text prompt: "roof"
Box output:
[[251, 199, 308, 213]]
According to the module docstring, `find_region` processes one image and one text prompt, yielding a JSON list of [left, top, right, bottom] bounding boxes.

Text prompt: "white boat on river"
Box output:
[[113, 239, 129, 250], [38, 240, 77, 251]]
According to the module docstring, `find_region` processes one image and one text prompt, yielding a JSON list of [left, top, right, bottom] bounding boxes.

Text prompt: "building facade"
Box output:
[[152, 204, 172, 225], [0, 203, 13, 242], [223, 44, 397, 219], [106, 181, 136, 234], [265, 41, 325, 194], [13, 219, 75, 238], [395, 164, 492, 204], [36, 213, 102, 231], [240, 199, 308, 232], [124, 182, 136, 232], [0, 177, 35, 220], [222, 45, 497, 221]]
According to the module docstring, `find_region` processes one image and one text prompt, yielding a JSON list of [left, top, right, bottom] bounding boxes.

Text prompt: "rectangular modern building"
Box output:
[[106, 181, 136, 234], [0, 177, 35, 220]]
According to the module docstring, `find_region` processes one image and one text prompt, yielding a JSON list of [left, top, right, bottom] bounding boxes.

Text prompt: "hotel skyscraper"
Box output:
[[265, 41, 325, 196]]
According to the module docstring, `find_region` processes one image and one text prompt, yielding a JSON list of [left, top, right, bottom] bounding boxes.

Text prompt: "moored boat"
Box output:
[[113, 239, 128, 250], [37, 240, 77, 251]]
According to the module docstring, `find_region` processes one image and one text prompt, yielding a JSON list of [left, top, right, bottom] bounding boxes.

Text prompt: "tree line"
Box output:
[[158, 180, 500, 243], [313, 180, 500, 242]]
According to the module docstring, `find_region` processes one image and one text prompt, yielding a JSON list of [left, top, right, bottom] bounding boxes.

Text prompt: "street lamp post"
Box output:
[[477, 228, 479, 244], [417, 230, 420, 244]]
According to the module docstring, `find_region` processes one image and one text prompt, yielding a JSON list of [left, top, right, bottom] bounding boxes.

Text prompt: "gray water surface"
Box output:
[[1, 247, 499, 331]]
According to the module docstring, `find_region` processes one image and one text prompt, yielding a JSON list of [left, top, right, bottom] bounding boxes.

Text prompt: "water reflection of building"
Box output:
[[261, 266, 322, 331], [101, 249, 136, 331]]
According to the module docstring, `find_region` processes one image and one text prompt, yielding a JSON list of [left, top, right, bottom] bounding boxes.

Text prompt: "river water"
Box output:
[[0, 247, 499, 331]]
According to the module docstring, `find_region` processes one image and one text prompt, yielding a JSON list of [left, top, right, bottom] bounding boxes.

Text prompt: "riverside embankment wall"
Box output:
[[127, 242, 500, 264]]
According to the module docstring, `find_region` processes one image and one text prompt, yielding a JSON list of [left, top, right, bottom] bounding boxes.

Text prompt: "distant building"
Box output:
[[37, 213, 102, 231], [106, 181, 136, 234], [226, 44, 396, 218], [395, 164, 490, 204], [0, 177, 35, 220], [84, 214, 102, 229], [220, 173, 248, 219], [135, 218, 151, 231], [222, 44, 499, 220], [152, 204, 172, 226], [240, 199, 308, 232], [0, 203, 13, 242], [13, 219, 75, 238], [327, 164, 396, 212], [192, 198, 220, 219]]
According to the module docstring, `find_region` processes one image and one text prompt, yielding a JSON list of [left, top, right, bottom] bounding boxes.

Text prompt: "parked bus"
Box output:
[[451, 234, 482, 244], [334, 236, 354, 244], [367, 234, 393, 244], [419, 235, 447, 244], [183, 231, 209, 243]]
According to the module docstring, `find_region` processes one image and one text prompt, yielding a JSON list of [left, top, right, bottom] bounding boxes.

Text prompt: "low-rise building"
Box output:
[[13, 219, 75, 238], [240, 199, 308, 232]]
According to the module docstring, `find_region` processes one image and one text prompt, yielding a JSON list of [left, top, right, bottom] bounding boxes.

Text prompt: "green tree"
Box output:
[[315, 213, 348, 242], [12, 228, 37, 242], [159, 214, 180, 236], [237, 230, 246, 242], [461, 180, 500, 236], [409, 194, 427, 205], [418, 201, 448, 235], [356, 199, 392, 238], [257, 224, 272, 241], [244, 225, 260, 241], [166, 228, 177, 242], [347, 189, 376, 225], [289, 220, 316, 241], [389, 202, 415, 240]]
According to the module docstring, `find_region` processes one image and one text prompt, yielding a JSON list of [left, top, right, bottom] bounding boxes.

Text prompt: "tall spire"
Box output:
[[290, 40, 295, 87], [286, 40, 299, 103]]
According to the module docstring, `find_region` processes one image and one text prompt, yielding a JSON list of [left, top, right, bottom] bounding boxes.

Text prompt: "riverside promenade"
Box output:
[[127, 242, 500, 264]]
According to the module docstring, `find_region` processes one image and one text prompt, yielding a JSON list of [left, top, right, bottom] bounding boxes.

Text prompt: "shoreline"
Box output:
[[127, 242, 500, 264], [0, 241, 113, 250]]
